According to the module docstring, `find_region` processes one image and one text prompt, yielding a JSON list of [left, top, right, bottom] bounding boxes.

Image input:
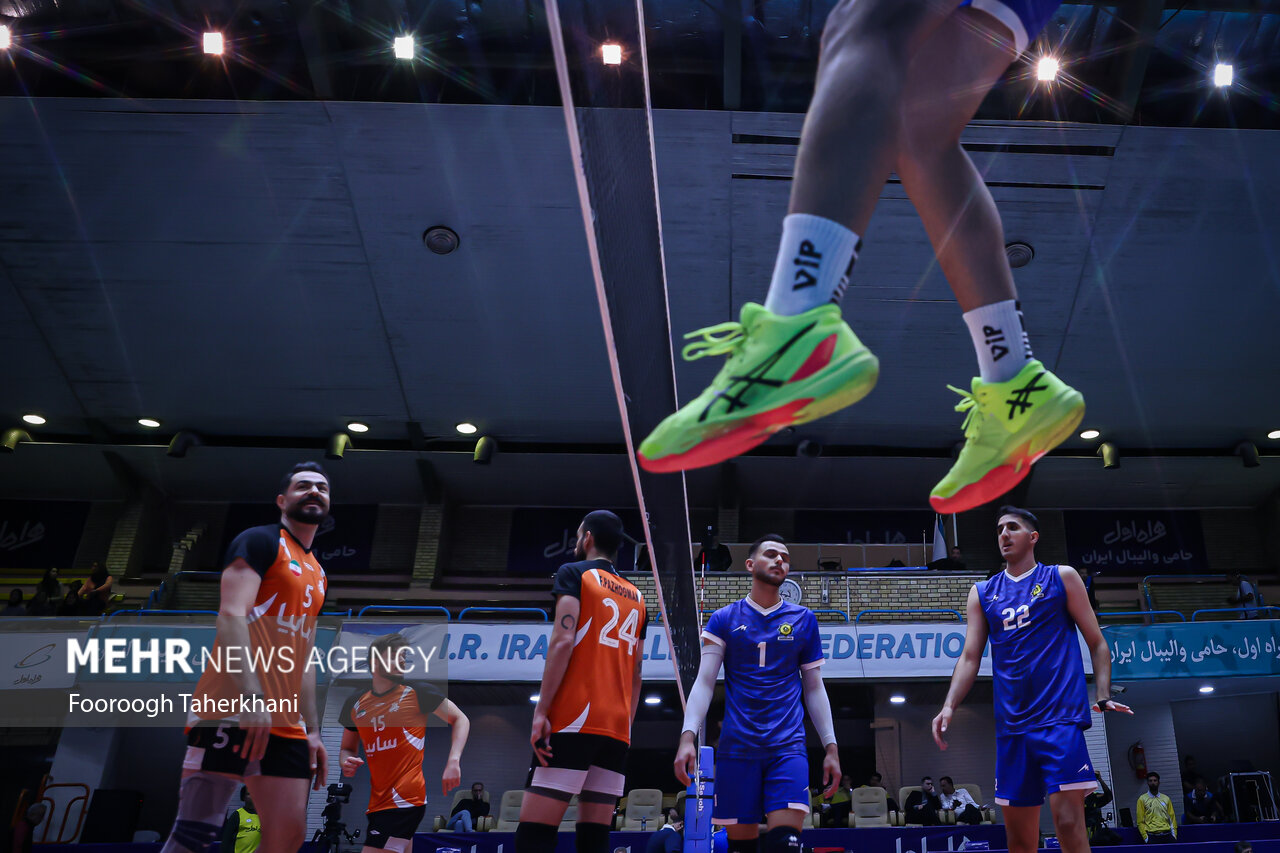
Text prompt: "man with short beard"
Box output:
[[161, 462, 331, 853], [676, 535, 840, 853]]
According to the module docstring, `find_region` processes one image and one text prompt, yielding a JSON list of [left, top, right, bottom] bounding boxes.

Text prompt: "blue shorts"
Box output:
[[714, 753, 811, 825], [995, 727, 1096, 807], [961, 0, 1061, 55]]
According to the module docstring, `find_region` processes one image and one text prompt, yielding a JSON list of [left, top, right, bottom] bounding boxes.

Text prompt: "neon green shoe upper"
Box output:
[[637, 302, 878, 473], [929, 360, 1084, 513]]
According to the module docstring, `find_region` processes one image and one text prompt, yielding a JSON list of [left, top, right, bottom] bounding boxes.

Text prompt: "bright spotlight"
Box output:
[[22, 414, 45, 426], [601, 43, 622, 66], [644, 695, 661, 705], [1268, 429, 1280, 440], [346, 422, 369, 433], [529, 693, 540, 703], [889, 695, 907, 705], [202, 32, 224, 55], [1198, 685, 1214, 694], [455, 422, 478, 435], [1214, 63, 1233, 88], [1079, 429, 1100, 440], [393, 36, 414, 60], [1037, 57, 1059, 82], [138, 418, 162, 429], [0, 25, 11, 50]]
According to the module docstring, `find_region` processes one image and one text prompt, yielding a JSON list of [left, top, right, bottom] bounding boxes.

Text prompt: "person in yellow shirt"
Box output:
[[1136, 772, 1177, 843], [220, 788, 261, 853]]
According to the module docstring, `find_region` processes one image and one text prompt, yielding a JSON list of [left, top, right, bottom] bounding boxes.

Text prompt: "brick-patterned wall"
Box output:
[[621, 571, 981, 622], [413, 505, 444, 583], [370, 504, 419, 571]]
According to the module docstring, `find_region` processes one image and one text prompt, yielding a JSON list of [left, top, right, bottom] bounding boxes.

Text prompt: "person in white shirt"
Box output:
[[1227, 572, 1260, 619], [938, 777, 983, 825]]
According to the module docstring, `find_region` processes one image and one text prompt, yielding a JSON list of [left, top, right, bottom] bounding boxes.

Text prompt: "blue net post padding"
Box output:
[[685, 746, 715, 853]]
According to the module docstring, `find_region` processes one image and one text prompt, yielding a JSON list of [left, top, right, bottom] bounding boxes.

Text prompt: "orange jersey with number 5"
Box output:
[[548, 560, 647, 743]]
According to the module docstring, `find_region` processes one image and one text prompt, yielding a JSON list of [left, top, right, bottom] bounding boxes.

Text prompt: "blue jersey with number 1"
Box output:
[[976, 563, 1091, 736], [703, 599, 823, 759]]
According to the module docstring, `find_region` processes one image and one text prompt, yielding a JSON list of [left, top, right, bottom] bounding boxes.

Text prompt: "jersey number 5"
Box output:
[[599, 598, 640, 654], [1001, 605, 1030, 631]]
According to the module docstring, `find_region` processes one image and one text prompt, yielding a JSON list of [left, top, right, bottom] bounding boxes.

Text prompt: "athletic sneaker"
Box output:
[[637, 303, 879, 473], [929, 361, 1084, 513]]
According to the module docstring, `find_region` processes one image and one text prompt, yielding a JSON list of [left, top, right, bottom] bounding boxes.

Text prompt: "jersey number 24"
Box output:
[[599, 598, 640, 655]]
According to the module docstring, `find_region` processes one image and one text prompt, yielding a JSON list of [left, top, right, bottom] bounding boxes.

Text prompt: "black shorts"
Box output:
[[526, 732, 628, 799], [183, 722, 312, 780], [366, 806, 426, 848]]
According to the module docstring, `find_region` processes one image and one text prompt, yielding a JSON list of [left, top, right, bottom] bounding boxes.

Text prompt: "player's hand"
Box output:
[[673, 735, 698, 787], [1092, 698, 1133, 715], [821, 746, 841, 799], [442, 759, 461, 795], [341, 755, 365, 777], [931, 706, 952, 751], [530, 712, 552, 766], [237, 707, 273, 762], [308, 734, 328, 791]]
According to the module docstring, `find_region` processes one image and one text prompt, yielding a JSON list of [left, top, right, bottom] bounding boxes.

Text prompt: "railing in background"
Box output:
[[105, 609, 218, 623], [1191, 606, 1280, 621], [1096, 610, 1187, 624], [457, 607, 548, 622], [854, 608, 963, 624], [1141, 573, 1234, 610], [810, 608, 850, 623], [356, 605, 452, 620]]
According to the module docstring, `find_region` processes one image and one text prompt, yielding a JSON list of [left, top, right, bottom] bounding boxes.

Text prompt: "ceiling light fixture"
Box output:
[[1098, 441, 1120, 469], [1005, 242, 1035, 268], [529, 693, 540, 703], [138, 418, 162, 429], [21, 414, 45, 426], [601, 43, 622, 65], [889, 695, 906, 705], [393, 35, 414, 60], [1079, 429, 1100, 440], [455, 422, 478, 435], [0, 25, 11, 50], [202, 32, 224, 55], [1268, 429, 1280, 441], [1198, 685, 1214, 694], [346, 422, 369, 434], [1213, 63, 1233, 88], [1037, 57, 1059, 82], [644, 695, 661, 705], [423, 226, 460, 254]]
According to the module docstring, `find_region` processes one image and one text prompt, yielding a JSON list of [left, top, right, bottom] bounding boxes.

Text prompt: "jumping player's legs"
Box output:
[[1000, 805, 1041, 853], [1048, 788, 1090, 853]]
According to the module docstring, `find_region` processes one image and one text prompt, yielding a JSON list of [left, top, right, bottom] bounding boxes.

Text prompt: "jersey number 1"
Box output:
[[599, 598, 640, 654]]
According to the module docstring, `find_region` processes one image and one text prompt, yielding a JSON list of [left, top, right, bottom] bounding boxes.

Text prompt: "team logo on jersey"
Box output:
[[356, 707, 367, 718], [779, 623, 792, 636], [1031, 583, 1044, 600], [289, 559, 303, 576], [733, 625, 748, 633]]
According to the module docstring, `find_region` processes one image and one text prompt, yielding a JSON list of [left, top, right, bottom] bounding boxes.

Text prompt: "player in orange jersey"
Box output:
[[339, 633, 471, 853], [516, 510, 648, 853], [161, 462, 331, 853]]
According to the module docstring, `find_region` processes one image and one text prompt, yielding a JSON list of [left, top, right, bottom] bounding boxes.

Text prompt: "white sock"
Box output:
[[963, 299, 1033, 383], [763, 214, 861, 316]]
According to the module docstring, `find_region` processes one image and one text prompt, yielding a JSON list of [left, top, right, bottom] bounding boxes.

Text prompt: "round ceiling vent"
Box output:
[[423, 226, 460, 255], [1005, 241, 1035, 268]]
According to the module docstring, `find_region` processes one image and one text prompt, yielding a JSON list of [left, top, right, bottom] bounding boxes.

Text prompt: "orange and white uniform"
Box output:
[[340, 682, 443, 812]]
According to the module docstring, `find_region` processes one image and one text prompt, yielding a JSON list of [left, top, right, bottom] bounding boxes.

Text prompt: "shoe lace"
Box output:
[[947, 384, 983, 439], [681, 321, 745, 361]]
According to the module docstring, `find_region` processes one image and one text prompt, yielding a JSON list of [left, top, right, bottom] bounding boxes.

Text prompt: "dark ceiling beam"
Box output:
[[1114, 0, 1166, 122], [290, 0, 335, 99], [723, 0, 744, 110]]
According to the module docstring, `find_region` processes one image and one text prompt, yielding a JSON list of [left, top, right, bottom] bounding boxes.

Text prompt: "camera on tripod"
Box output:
[[313, 783, 361, 852]]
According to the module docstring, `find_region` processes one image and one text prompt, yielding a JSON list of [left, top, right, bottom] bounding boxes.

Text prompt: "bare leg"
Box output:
[[896, 7, 1020, 312], [1001, 804, 1042, 853], [725, 824, 760, 841], [244, 775, 309, 853], [1049, 789, 1091, 853], [517, 790, 570, 825], [788, 0, 959, 233]]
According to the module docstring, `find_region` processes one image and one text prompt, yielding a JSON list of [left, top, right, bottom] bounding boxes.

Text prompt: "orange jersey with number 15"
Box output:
[[547, 560, 647, 743]]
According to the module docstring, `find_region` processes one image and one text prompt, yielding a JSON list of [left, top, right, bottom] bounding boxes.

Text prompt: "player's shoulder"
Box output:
[[778, 601, 815, 622], [231, 523, 282, 550]]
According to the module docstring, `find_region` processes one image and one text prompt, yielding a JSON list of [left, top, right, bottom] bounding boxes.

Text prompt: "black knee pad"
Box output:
[[728, 837, 760, 853], [575, 821, 611, 853], [515, 821, 559, 853], [763, 825, 802, 853]]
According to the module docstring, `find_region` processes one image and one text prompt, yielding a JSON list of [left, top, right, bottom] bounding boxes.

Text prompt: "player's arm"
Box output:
[[932, 585, 987, 750], [530, 592, 581, 763], [802, 666, 840, 797], [1136, 795, 1149, 841], [1060, 566, 1132, 715], [674, 639, 724, 785], [339, 728, 364, 777], [216, 561, 272, 760], [433, 699, 469, 794], [301, 661, 327, 790]]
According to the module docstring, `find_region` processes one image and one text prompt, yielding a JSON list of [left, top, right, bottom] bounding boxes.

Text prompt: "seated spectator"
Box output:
[[1227, 571, 1260, 618], [928, 547, 968, 572], [2, 589, 25, 617], [1085, 772, 1122, 845], [80, 563, 113, 616], [937, 777, 981, 825], [1137, 772, 1177, 843], [904, 777, 942, 826], [28, 569, 61, 616], [55, 581, 83, 616], [695, 533, 734, 573], [1185, 777, 1224, 824], [445, 782, 490, 832], [644, 809, 682, 853], [1180, 756, 1198, 796], [820, 775, 853, 827], [862, 773, 899, 812]]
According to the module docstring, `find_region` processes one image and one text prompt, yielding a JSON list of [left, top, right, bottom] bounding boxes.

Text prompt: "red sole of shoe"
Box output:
[[929, 442, 1057, 514], [637, 399, 813, 473]]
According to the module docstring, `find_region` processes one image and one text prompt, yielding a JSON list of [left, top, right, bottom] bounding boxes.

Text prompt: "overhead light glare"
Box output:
[[601, 43, 622, 65], [202, 32, 224, 55], [1198, 685, 1214, 694], [529, 693, 540, 703], [889, 694, 907, 705], [1214, 63, 1233, 88], [22, 414, 45, 426], [1079, 429, 1101, 440], [0, 25, 11, 50], [644, 695, 661, 705], [394, 36, 414, 60], [138, 418, 162, 429], [455, 422, 478, 435], [1037, 56, 1059, 82], [1267, 429, 1280, 441], [346, 422, 369, 433]]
